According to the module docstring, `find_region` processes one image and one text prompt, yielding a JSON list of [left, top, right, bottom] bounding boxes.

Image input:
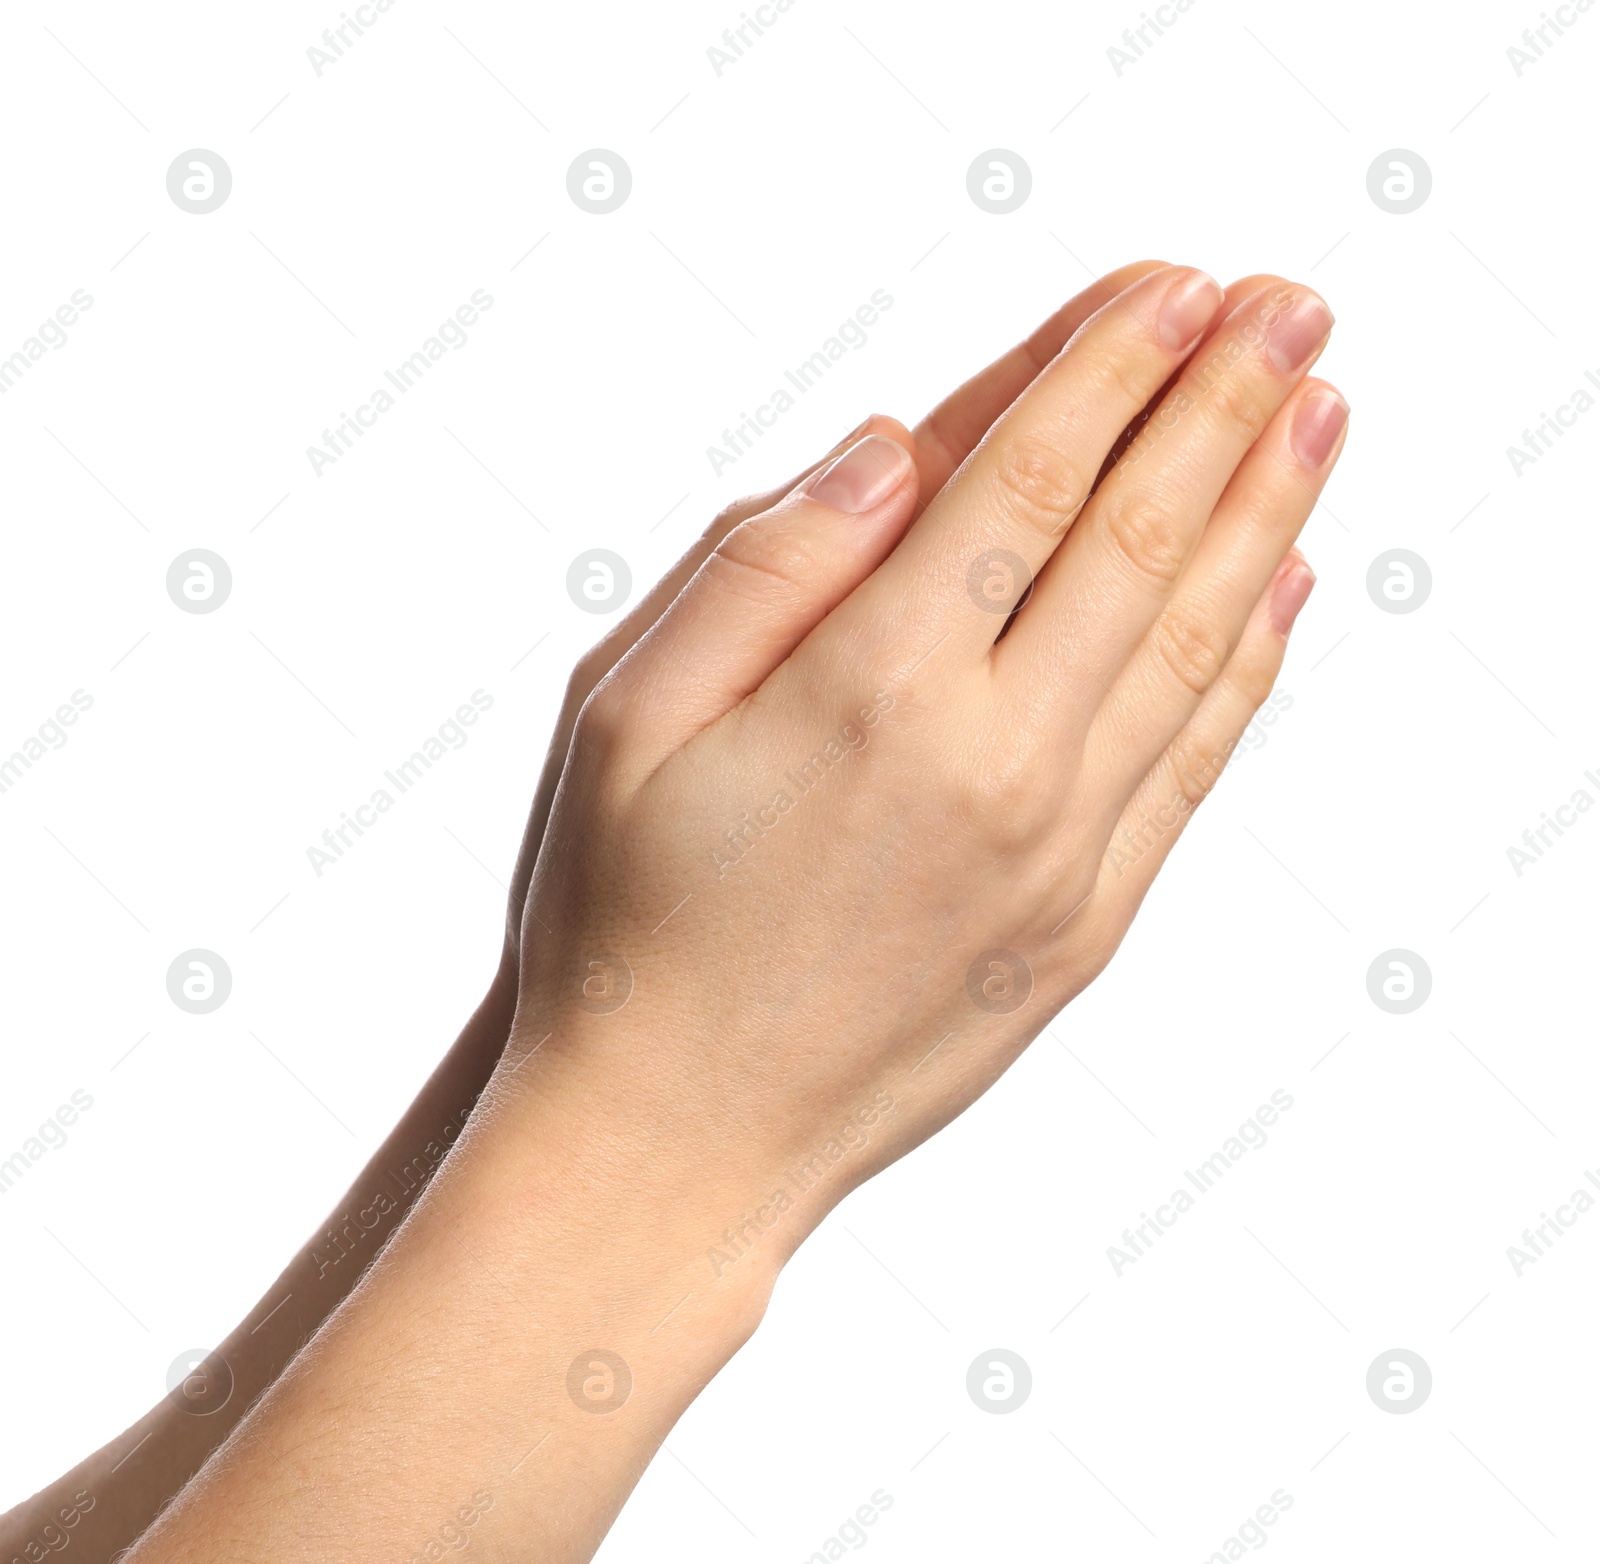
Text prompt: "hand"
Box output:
[[502, 263, 1341, 1277], [118, 261, 1346, 1564], [0, 257, 1176, 1558], [490, 260, 1188, 972]]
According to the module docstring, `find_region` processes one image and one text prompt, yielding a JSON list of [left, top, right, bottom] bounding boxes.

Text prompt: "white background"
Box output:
[[2, 0, 1597, 1557]]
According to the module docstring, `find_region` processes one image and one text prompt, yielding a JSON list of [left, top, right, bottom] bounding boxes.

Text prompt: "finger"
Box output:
[[1076, 551, 1316, 944], [843, 264, 1226, 663], [584, 415, 917, 697], [910, 260, 1170, 501], [597, 434, 920, 771], [499, 414, 918, 957], [1002, 280, 1332, 711], [1085, 378, 1348, 803], [1092, 272, 1300, 479]]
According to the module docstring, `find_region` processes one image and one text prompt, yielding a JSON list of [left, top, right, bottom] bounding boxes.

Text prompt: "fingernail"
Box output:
[[1290, 388, 1349, 468], [1266, 293, 1334, 373], [804, 435, 910, 513], [1157, 271, 1224, 350], [1269, 554, 1316, 635]]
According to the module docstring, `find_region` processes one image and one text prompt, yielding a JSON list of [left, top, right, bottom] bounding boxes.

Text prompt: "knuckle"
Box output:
[[949, 751, 1048, 849], [1097, 487, 1187, 588], [1098, 341, 1162, 415], [1149, 610, 1231, 698], [1202, 366, 1272, 449], [573, 677, 629, 753], [708, 517, 814, 604], [1166, 730, 1232, 811], [1228, 638, 1280, 712], [709, 493, 768, 542], [985, 432, 1093, 538]]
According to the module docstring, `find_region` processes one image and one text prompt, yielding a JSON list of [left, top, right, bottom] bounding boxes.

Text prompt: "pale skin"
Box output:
[[4, 260, 1346, 1563]]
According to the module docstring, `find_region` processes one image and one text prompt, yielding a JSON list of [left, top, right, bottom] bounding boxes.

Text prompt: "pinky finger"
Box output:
[[1083, 549, 1315, 933]]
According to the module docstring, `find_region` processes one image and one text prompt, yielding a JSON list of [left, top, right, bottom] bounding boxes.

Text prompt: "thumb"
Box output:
[[604, 431, 918, 773]]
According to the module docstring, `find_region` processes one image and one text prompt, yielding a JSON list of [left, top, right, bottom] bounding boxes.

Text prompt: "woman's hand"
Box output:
[[500, 264, 1341, 1270], [122, 261, 1346, 1564]]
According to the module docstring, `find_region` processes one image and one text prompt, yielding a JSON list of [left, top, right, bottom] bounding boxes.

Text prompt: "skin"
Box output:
[[3, 257, 1180, 1563], [6, 261, 1346, 1564]]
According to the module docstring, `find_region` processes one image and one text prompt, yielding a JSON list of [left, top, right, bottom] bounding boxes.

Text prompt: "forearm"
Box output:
[[2, 964, 519, 1562], [121, 1043, 774, 1564]]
